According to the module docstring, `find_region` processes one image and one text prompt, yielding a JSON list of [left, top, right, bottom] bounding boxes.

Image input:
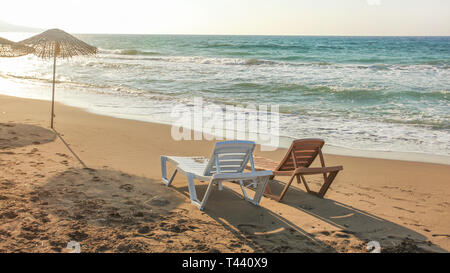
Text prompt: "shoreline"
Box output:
[[1, 93, 449, 165], [1, 93, 449, 252]]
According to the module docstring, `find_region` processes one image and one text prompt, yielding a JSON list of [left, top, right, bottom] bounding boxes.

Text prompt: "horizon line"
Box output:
[[2, 30, 449, 37]]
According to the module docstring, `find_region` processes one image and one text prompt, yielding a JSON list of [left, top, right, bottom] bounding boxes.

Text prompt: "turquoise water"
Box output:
[[0, 34, 449, 157]]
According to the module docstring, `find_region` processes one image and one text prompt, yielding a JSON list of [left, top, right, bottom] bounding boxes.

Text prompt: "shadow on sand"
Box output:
[[29, 168, 187, 252], [0, 123, 56, 149], [171, 183, 336, 252], [170, 179, 445, 253], [264, 179, 446, 253]]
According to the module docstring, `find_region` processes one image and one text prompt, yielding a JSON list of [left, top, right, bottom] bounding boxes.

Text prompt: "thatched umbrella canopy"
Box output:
[[0, 37, 34, 57], [19, 29, 97, 128]]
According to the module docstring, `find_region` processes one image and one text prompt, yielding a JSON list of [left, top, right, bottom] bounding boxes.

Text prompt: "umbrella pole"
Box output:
[[50, 45, 57, 129]]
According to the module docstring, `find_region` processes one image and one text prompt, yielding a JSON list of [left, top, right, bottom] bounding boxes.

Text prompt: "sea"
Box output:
[[0, 33, 449, 163]]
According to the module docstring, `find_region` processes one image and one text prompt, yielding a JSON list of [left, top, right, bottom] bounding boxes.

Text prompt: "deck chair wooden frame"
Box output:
[[160, 140, 273, 210], [260, 139, 343, 201]]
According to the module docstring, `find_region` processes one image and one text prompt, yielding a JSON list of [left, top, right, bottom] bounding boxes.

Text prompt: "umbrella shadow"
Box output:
[[170, 182, 336, 253], [264, 179, 446, 252], [0, 123, 56, 149], [53, 129, 87, 168]]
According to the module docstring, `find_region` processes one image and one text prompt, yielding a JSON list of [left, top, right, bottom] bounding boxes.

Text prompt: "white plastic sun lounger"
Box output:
[[160, 140, 272, 210]]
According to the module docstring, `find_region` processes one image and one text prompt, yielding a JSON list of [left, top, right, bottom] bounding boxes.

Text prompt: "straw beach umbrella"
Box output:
[[0, 37, 34, 57], [20, 29, 97, 128]]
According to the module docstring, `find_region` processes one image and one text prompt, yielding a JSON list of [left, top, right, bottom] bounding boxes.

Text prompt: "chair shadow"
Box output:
[[0, 123, 56, 149], [265, 179, 447, 253], [170, 183, 337, 253]]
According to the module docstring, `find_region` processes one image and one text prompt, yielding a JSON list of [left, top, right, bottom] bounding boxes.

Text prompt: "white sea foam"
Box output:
[[1, 34, 449, 160]]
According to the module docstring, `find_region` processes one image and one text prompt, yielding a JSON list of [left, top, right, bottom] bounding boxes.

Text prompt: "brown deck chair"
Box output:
[[251, 139, 343, 201]]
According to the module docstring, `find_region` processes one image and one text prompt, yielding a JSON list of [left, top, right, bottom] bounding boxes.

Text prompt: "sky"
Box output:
[[1, 0, 449, 36]]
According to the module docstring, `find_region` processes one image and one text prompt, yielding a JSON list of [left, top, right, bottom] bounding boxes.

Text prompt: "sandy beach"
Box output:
[[0, 94, 449, 253]]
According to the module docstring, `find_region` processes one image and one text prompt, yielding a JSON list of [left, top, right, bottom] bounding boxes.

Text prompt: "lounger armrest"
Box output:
[[212, 171, 273, 181], [295, 166, 343, 175], [272, 171, 295, 176]]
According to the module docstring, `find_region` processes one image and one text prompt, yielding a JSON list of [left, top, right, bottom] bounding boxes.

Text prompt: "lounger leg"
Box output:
[[299, 175, 311, 193], [239, 177, 270, 206], [239, 179, 254, 201], [161, 156, 177, 186], [318, 171, 339, 198], [252, 176, 269, 205], [264, 174, 295, 202], [264, 183, 274, 195], [263, 175, 286, 201], [264, 174, 275, 195], [186, 173, 201, 208], [277, 174, 296, 201], [199, 179, 216, 210], [239, 180, 248, 199]]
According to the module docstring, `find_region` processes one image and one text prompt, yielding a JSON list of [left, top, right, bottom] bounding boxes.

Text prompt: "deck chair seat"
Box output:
[[161, 141, 273, 210], [247, 139, 343, 201], [164, 156, 210, 179]]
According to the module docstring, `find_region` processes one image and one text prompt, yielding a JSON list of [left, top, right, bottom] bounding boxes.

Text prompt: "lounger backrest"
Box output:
[[276, 139, 325, 171], [204, 140, 256, 176]]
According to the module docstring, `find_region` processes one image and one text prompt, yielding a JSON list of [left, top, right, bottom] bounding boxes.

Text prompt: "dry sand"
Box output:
[[0, 94, 449, 253]]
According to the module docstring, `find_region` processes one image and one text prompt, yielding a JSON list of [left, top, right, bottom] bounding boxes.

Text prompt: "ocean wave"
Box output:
[[98, 53, 450, 72], [82, 61, 139, 69], [198, 43, 309, 51], [308, 86, 449, 101], [0, 72, 111, 89], [422, 59, 450, 67], [0, 71, 173, 98], [380, 118, 450, 130], [102, 55, 280, 66], [233, 81, 449, 102], [171, 56, 278, 66], [99, 48, 161, 56]]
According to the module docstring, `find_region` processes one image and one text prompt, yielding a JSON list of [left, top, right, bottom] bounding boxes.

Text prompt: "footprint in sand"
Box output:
[[297, 204, 314, 210], [56, 153, 69, 158], [133, 211, 144, 217], [28, 148, 39, 154], [358, 192, 375, 199], [92, 176, 101, 182], [1, 180, 15, 188], [332, 232, 351, 239], [360, 199, 376, 205], [119, 184, 134, 192], [1, 211, 18, 219], [398, 216, 419, 224], [147, 196, 170, 206], [432, 234, 450, 238], [137, 225, 151, 234], [393, 206, 415, 213], [67, 231, 89, 241]]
